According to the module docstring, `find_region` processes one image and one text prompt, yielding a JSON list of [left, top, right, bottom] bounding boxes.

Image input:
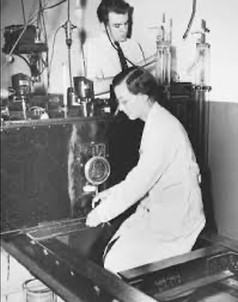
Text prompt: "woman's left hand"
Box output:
[[92, 189, 111, 208], [86, 208, 102, 227]]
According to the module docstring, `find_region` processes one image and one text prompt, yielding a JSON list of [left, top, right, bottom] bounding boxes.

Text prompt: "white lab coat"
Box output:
[[96, 103, 206, 273]]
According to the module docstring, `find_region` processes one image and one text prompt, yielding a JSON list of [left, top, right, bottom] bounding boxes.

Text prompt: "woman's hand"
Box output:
[[92, 189, 111, 208], [87, 188, 113, 227], [86, 208, 102, 227]]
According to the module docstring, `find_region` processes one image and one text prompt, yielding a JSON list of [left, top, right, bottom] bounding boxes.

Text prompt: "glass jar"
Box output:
[[23, 279, 56, 302]]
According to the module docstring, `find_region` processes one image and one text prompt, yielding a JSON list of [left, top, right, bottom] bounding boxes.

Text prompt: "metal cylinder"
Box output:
[[73, 77, 94, 100]]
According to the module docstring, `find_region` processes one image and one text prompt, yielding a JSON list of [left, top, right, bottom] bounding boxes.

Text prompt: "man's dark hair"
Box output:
[[112, 67, 161, 102], [97, 0, 133, 36]]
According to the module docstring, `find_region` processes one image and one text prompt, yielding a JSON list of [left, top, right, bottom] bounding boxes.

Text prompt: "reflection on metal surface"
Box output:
[[67, 123, 110, 217], [25, 218, 89, 241]]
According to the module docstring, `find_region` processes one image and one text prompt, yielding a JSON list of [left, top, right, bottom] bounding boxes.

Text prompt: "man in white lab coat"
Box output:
[[86, 67, 206, 274]]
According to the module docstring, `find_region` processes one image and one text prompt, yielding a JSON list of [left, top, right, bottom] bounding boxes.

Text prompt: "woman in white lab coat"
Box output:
[[86, 67, 206, 274]]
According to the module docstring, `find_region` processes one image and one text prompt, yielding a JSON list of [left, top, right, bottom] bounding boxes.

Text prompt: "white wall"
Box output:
[[1, 0, 238, 102], [128, 0, 238, 103]]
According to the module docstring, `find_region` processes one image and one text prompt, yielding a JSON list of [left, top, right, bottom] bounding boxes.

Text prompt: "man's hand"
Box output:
[[86, 208, 102, 227]]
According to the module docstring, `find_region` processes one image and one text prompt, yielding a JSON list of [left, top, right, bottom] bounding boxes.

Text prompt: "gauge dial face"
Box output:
[[84, 156, 110, 185]]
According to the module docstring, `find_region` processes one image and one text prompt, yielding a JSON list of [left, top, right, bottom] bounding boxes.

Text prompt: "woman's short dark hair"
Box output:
[[97, 0, 133, 25], [112, 67, 160, 101]]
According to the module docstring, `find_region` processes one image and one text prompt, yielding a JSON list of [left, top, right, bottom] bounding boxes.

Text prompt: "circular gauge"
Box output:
[[84, 156, 111, 185]]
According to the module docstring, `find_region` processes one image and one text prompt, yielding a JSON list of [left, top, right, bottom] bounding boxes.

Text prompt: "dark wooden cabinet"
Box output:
[[1, 118, 110, 231], [1, 84, 210, 232]]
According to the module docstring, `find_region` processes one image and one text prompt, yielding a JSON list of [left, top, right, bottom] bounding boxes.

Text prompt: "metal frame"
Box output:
[[1, 231, 156, 302]]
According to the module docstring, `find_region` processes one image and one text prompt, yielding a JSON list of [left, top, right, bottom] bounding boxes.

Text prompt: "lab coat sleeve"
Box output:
[[96, 123, 178, 222]]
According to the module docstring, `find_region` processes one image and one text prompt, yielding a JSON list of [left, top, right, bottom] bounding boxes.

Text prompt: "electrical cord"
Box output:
[[21, 0, 26, 24], [61, 0, 77, 88], [183, 0, 197, 39], [43, 0, 67, 11], [48, 25, 62, 74], [94, 54, 157, 97], [15, 53, 32, 70], [138, 42, 146, 64], [105, 25, 137, 68], [104, 24, 155, 70], [94, 27, 157, 97], [37, 0, 49, 82]]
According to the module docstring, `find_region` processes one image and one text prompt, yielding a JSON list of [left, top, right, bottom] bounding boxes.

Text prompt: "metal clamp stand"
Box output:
[[61, 0, 77, 117]]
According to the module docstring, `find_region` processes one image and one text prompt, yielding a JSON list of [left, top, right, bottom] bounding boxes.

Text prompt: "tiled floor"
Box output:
[[1, 291, 25, 302]]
